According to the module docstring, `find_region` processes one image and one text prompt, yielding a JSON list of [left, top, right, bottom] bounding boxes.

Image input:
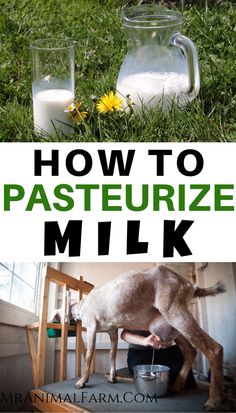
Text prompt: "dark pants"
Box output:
[[127, 345, 196, 388]]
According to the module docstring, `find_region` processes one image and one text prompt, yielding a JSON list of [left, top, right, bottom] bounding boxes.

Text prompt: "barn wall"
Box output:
[[60, 262, 156, 287], [195, 262, 236, 378]]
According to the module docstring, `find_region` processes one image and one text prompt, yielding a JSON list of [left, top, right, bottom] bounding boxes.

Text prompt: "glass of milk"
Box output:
[[31, 39, 75, 136], [116, 5, 200, 111]]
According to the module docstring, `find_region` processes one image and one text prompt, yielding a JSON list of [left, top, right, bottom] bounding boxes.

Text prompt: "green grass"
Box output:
[[0, 0, 235, 141]]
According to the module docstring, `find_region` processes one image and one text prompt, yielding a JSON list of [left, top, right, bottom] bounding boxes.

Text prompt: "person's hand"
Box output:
[[142, 334, 168, 349]]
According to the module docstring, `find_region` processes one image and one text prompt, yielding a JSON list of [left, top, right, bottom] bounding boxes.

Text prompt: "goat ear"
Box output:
[[49, 309, 61, 323]]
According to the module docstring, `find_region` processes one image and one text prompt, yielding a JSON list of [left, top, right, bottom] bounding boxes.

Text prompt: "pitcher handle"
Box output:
[[171, 33, 200, 98]]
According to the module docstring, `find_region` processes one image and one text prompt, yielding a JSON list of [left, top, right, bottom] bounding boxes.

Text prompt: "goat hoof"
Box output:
[[205, 399, 236, 412], [204, 404, 215, 412], [75, 383, 85, 389], [75, 380, 86, 389], [107, 376, 117, 384], [204, 398, 228, 412]]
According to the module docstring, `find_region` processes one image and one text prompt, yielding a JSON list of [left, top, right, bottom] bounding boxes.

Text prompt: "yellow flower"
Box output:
[[96, 91, 123, 114], [65, 102, 87, 124]]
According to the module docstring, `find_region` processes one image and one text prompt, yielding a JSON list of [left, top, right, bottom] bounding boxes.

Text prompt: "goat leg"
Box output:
[[171, 334, 197, 393], [161, 307, 224, 411], [75, 325, 96, 388], [107, 329, 118, 383]]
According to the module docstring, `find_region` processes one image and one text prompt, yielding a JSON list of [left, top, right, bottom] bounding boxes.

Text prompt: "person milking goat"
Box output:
[[120, 329, 197, 389], [51, 265, 226, 411]]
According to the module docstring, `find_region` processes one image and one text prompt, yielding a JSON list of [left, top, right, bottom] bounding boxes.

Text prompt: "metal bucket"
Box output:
[[133, 364, 170, 397]]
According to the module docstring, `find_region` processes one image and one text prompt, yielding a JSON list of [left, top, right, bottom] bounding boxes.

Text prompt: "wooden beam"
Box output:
[[27, 322, 76, 332], [47, 267, 80, 289], [60, 284, 68, 382], [75, 321, 82, 377], [36, 276, 50, 387], [26, 267, 95, 390], [47, 267, 94, 292], [47, 266, 94, 293], [27, 322, 40, 330], [31, 389, 88, 412], [78, 277, 94, 295], [26, 328, 37, 387], [27, 321, 77, 331], [59, 321, 68, 381], [75, 277, 84, 378], [47, 323, 76, 332]]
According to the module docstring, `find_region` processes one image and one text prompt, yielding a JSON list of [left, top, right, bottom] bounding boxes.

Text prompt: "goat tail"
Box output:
[[194, 280, 226, 298]]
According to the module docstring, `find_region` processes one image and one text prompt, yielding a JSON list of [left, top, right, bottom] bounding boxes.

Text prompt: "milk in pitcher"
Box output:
[[117, 71, 191, 110]]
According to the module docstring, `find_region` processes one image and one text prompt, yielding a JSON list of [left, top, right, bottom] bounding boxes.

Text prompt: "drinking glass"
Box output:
[[31, 39, 75, 136]]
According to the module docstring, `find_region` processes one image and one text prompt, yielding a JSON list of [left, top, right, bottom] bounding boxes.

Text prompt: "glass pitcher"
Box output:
[[116, 5, 200, 110]]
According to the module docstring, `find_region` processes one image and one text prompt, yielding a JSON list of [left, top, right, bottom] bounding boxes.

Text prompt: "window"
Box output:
[[0, 262, 42, 314]]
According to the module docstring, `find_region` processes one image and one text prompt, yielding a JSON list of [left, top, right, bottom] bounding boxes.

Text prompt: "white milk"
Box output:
[[117, 72, 191, 110], [33, 89, 74, 136]]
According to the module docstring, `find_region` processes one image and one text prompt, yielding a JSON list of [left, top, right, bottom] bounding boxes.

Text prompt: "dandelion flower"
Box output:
[[65, 101, 87, 124], [96, 91, 123, 113]]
